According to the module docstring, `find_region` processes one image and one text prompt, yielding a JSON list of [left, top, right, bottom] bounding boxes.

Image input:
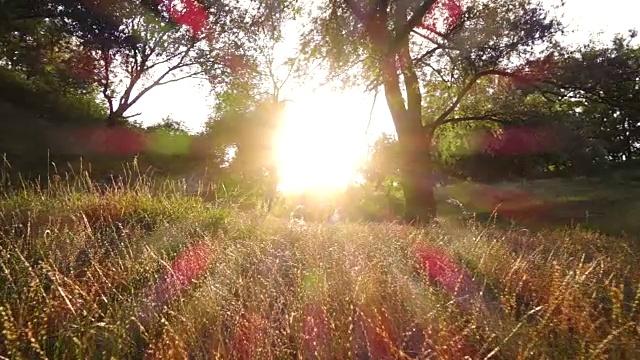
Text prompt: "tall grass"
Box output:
[[0, 173, 638, 359]]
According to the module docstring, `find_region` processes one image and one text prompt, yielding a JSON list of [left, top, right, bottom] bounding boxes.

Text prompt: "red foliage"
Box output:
[[161, 0, 208, 36], [419, 0, 464, 37]]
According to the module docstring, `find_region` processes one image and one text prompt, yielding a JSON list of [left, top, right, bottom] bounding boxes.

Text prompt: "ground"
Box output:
[[0, 174, 639, 359], [438, 173, 640, 238]]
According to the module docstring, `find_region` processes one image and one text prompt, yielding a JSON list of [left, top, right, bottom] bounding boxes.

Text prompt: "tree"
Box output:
[[4, 0, 259, 126], [300, 0, 562, 222], [145, 116, 189, 134], [204, 0, 300, 209], [0, 1, 102, 99], [360, 133, 401, 189], [553, 32, 640, 162], [67, 0, 260, 126], [351, 133, 405, 220]]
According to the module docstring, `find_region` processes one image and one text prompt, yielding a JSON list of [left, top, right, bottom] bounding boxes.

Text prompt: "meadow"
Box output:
[[0, 173, 639, 359], [440, 172, 640, 238]]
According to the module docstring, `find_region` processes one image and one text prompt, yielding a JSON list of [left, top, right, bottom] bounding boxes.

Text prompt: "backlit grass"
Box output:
[[1, 175, 639, 359]]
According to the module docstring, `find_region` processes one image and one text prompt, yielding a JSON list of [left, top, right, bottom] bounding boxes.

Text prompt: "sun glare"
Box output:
[[275, 92, 368, 194]]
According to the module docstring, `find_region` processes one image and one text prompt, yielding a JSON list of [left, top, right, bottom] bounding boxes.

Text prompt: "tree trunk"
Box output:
[[106, 112, 120, 127], [398, 131, 436, 224], [379, 60, 436, 223], [402, 166, 436, 224], [368, 1, 435, 224], [106, 108, 126, 127]]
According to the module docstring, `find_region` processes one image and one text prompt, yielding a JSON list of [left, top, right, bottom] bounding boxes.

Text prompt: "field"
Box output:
[[440, 174, 640, 238], [1, 175, 639, 359]]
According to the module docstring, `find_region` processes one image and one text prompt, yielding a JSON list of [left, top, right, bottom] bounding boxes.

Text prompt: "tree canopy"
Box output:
[[298, 0, 563, 221]]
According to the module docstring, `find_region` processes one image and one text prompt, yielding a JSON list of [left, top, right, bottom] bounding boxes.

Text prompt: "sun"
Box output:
[[274, 91, 368, 194]]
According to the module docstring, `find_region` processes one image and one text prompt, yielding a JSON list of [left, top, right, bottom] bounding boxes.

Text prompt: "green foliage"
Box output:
[[346, 133, 405, 221], [424, 31, 640, 179], [1, 0, 264, 125], [555, 33, 640, 162], [0, 0, 273, 178], [343, 178, 405, 221], [0, 65, 107, 178], [205, 82, 285, 204], [361, 133, 400, 185], [0, 67, 106, 125]]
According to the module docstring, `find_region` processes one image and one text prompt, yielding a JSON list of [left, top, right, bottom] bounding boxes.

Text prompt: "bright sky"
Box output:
[[274, 91, 373, 192], [131, 0, 638, 134]]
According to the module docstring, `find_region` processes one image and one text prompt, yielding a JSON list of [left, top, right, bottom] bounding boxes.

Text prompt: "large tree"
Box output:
[[71, 0, 260, 126], [300, 0, 563, 222], [3, 0, 260, 126]]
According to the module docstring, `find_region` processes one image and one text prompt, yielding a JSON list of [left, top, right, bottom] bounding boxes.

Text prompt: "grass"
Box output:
[[440, 176, 640, 238], [1, 174, 639, 359]]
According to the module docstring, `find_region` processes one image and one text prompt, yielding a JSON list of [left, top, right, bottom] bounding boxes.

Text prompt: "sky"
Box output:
[[129, 0, 639, 135]]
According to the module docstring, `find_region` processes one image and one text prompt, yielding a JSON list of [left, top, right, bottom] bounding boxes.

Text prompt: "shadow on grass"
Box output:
[[438, 180, 640, 239], [459, 199, 639, 239]]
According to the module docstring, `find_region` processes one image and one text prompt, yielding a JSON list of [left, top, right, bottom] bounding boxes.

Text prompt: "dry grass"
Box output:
[[1, 176, 639, 359]]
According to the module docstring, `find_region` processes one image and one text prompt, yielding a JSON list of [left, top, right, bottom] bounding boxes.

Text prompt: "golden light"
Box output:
[[274, 91, 369, 194]]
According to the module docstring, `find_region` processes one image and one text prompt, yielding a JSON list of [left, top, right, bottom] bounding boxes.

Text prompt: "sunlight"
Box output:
[[275, 91, 369, 194]]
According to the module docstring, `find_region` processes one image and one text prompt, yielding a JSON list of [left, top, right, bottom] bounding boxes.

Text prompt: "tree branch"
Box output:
[[266, 47, 279, 99], [126, 45, 197, 106], [395, 0, 422, 124], [99, 49, 115, 115], [119, 42, 159, 107], [557, 83, 640, 112], [411, 28, 438, 43], [401, 53, 422, 120], [365, 74, 383, 93], [365, 89, 379, 136], [434, 69, 526, 127], [277, 54, 301, 93], [145, 51, 186, 72], [410, 14, 467, 66], [316, 55, 370, 88], [157, 69, 205, 86], [389, 0, 438, 55], [438, 114, 504, 127], [412, 43, 442, 66], [426, 62, 448, 83], [344, 0, 378, 27], [123, 112, 142, 119]]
